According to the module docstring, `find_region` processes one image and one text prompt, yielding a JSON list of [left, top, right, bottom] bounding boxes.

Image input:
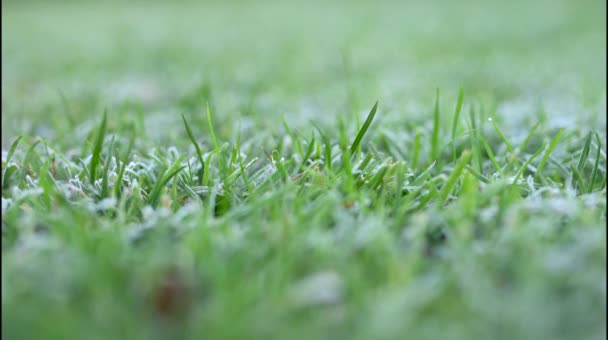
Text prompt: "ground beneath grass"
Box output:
[[2, 1, 606, 339]]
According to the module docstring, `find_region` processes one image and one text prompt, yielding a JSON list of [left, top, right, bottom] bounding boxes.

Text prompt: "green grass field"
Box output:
[[2, 1, 606, 339]]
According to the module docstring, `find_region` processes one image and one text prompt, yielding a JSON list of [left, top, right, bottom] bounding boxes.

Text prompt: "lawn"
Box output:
[[1, 1, 606, 339]]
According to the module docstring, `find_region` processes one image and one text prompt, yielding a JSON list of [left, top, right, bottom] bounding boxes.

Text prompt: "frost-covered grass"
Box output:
[[1, 1, 606, 340]]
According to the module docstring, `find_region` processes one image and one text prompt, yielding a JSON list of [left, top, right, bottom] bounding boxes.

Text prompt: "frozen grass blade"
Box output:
[[115, 129, 134, 199], [349, 101, 378, 156], [100, 136, 115, 199]]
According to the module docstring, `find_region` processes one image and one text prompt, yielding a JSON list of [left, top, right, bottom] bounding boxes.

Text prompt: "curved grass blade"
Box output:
[[146, 157, 186, 207], [2, 136, 22, 177], [349, 101, 378, 155]]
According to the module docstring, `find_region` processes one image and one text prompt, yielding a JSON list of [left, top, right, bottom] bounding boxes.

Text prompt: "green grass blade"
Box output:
[[297, 134, 316, 174], [282, 114, 303, 156], [431, 89, 440, 161], [589, 132, 602, 192], [146, 157, 185, 207], [115, 128, 135, 199], [369, 165, 389, 190], [100, 136, 115, 199], [513, 141, 546, 184], [519, 121, 540, 154], [412, 130, 422, 170], [438, 149, 472, 205], [451, 87, 464, 162], [89, 110, 108, 182], [238, 157, 252, 193], [576, 131, 593, 172], [491, 120, 514, 155], [468, 105, 483, 173], [465, 165, 489, 183], [570, 164, 588, 193], [2, 136, 23, 179], [535, 128, 566, 179], [491, 119, 520, 167], [4, 136, 22, 166], [207, 102, 227, 178], [182, 114, 205, 185], [480, 138, 504, 177], [349, 101, 378, 156], [207, 102, 219, 150]]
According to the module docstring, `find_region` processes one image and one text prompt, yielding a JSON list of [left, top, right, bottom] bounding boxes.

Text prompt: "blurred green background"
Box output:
[[2, 0, 605, 148]]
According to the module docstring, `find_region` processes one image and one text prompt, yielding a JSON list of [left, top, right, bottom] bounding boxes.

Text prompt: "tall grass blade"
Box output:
[[589, 132, 602, 192], [438, 149, 472, 204], [451, 87, 464, 162], [89, 110, 107, 182], [182, 114, 205, 185], [431, 89, 440, 161], [535, 128, 566, 179], [349, 101, 378, 155]]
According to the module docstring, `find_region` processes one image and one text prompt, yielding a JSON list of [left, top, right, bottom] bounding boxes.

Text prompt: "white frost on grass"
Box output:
[[1, 197, 12, 214], [289, 271, 344, 308]]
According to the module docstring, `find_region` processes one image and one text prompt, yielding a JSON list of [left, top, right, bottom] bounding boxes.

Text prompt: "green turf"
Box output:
[[2, 1, 606, 340]]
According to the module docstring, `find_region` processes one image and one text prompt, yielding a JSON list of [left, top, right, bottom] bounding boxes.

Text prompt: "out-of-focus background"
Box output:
[[2, 0, 605, 148]]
